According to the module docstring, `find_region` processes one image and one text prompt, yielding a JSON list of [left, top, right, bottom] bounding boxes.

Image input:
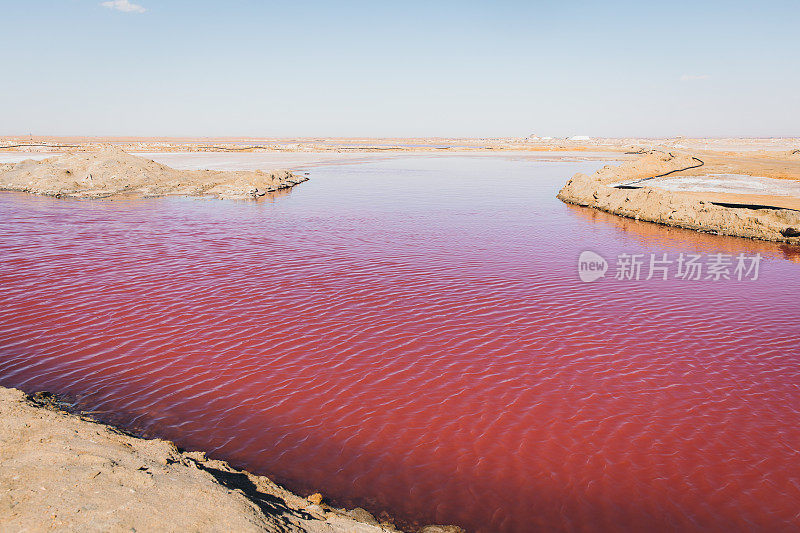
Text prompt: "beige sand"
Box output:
[[0, 148, 307, 200], [0, 387, 461, 533], [1, 136, 797, 155], [557, 151, 800, 243]]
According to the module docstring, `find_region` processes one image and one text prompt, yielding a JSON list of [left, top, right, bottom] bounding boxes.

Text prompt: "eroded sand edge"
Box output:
[[0, 386, 462, 533], [557, 150, 800, 243], [0, 148, 307, 200]]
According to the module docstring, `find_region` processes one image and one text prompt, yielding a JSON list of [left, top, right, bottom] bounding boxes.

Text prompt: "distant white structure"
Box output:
[[526, 135, 554, 141], [568, 135, 591, 141]]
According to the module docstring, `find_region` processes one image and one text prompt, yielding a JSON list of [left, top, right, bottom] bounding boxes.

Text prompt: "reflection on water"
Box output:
[[565, 203, 800, 262], [1, 156, 799, 532]]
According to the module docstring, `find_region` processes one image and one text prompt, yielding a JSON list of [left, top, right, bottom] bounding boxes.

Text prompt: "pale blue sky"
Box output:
[[1, 1, 797, 137]]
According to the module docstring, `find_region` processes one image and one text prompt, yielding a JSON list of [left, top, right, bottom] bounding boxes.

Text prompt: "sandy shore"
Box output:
[[0, 148, 307, 200], [557, 150, 800, 243], [0, 386, 461, 533]]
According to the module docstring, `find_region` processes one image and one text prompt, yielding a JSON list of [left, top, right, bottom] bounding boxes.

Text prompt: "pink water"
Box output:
[[1, 155, 800, 532]]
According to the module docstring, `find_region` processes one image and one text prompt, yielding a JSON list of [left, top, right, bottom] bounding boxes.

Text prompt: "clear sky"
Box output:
[[1, 1, 798, 138]]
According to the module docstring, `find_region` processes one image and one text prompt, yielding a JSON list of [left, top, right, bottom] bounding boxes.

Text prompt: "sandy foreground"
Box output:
[[0, 387, 461, 533]]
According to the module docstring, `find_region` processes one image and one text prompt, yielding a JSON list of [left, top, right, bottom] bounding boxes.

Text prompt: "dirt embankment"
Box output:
[[557, 150, 800, 243], [0, 148, 308, 200], [0, 387, 462, 533]]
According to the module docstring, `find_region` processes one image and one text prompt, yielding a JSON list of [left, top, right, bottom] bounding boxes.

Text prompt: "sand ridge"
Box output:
[[0, 147, 308, 200]]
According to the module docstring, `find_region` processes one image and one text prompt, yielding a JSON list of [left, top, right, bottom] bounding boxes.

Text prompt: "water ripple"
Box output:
[[1, 156, 799, 532]]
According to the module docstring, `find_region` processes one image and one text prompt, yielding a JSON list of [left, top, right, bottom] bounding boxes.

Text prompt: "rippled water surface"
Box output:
[[2, 154, 800, 532]]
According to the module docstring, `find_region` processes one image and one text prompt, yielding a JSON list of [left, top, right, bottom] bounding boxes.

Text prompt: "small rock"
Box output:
[[781, 227, 800, 237], [304, 504, 325, 517], [306, 492, 323, 505], [418, 526, 466, 533], [346, 507, 379, 525]]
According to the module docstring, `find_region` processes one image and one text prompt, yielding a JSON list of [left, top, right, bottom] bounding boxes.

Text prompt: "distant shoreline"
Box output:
[[1, 136, 799, 155]]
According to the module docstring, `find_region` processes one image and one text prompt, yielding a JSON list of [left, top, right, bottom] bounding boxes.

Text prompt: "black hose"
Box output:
[[621, 155, 705, 186]]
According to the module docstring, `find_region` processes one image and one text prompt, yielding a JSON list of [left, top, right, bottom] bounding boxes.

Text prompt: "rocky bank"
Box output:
[[0, 148, 307, 200], [557, 151, 800, 243]]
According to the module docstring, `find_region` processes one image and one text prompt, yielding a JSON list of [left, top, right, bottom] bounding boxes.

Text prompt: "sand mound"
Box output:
[[0, 147, 307, 199], [557, 151, 800, 243], [593, 150, 701, 183], [0, 387, 463, 532]]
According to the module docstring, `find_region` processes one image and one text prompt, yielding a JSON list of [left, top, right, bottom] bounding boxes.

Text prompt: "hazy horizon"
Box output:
[[3, 134, 799, 141], [2, 0, 798, 138]]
